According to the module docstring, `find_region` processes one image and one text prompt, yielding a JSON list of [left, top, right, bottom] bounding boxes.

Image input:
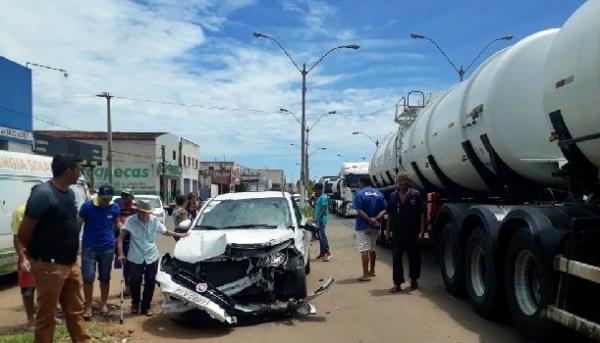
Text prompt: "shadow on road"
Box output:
[[141, 314, 233, 339]]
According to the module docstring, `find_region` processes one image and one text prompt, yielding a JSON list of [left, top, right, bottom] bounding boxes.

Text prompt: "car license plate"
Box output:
[[171, 286, 211, 307]]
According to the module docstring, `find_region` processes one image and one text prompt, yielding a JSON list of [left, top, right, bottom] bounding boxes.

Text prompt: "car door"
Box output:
[[291, 199, 309, 265]]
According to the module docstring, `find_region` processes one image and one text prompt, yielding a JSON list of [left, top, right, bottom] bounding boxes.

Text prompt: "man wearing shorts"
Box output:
[[353, 176, 386, 281], [78, 184, 121, 319]]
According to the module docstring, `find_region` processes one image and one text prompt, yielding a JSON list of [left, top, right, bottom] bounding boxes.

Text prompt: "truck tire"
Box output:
[[440, 222, 465, 296], [465, 226, 503, 318], [505, 228, 555, 340]]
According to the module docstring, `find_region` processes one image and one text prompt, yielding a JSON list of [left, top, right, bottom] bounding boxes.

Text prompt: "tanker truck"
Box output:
[[368, 1, 600, 340], [330, 162, 369, 217]]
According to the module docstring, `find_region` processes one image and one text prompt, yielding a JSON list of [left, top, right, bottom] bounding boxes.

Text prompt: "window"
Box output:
[[172, 150, 176, 161]]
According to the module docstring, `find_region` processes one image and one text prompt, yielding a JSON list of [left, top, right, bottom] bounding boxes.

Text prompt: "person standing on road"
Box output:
[[313, 183, 332, 261], [114, 188, 136, 296], [117, 201, 189, 316], [172, 194, 188, 227], [18, 154, 91, 343], [386, 172, 426, 292], [12, 185, 40, 329], [78, 184, 121, 319], [353, 176, 387, 281]]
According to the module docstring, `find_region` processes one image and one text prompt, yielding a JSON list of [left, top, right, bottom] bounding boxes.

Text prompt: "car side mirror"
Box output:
[[300, 220, 319, 233]]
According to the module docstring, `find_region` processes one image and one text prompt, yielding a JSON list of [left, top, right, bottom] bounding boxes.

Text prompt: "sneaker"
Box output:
[[322, 253, 333, 262], [410, 280, 419, 290], [316, 253, 325, 259]]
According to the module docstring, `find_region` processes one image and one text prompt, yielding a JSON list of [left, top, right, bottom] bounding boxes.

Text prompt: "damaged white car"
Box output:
[[156, 191, 334, 324]]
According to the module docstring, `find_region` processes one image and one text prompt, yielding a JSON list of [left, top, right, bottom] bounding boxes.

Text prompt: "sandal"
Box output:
[[388, 286, 402, 293], [100, 304, 110, 318], [357, 276, 371, 282], [83, 307, 92, 321]]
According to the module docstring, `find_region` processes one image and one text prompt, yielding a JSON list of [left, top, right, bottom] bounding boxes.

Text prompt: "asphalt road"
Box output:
[[0, 216, 526, 342]]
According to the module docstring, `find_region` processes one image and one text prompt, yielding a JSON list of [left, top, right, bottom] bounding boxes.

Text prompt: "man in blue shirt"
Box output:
[[78, 184, 121, 319], [353, 176, 387, 281], [313, 183, 331, 261], [117, 200, 188, 316]]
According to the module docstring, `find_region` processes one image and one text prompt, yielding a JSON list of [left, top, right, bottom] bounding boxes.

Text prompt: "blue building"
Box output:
[[0, 56, 33, 152]]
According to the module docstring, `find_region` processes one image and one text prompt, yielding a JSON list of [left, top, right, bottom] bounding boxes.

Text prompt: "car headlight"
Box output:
[[258, 252, 287, 267]]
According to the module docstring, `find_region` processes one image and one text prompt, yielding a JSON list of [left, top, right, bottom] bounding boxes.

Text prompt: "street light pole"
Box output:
[[254, 31, 359, 206], [410, 33, 513, 81], [352, 131, 379, 147]]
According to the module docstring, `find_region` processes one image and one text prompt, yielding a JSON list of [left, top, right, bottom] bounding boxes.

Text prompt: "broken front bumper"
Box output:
[[156, 260, 334, 324]]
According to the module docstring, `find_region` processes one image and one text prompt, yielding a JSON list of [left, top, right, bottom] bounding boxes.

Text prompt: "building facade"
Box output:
[[199, 161, 241, 194], [179, 137, 200, 194], [0, 57, 33, 153], [36, 131, 182, 202]]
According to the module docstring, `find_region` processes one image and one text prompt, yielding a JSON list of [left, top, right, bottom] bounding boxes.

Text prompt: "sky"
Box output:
[[0, 0, 586, 182]]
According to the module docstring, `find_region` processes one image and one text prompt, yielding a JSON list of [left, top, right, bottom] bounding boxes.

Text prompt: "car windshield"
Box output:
[[135, 196, 161, 209], [194, 197, 291, 230]]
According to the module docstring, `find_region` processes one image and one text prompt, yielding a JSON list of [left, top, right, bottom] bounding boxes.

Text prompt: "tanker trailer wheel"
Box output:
[[465, 227, 503, 319], [440, 222, 465, 295], [505, 228, 556, 340]]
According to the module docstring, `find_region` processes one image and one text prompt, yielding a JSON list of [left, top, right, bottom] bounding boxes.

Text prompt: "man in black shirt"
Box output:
[[18, 154, 91, 343], [386, 172, 425, 292]]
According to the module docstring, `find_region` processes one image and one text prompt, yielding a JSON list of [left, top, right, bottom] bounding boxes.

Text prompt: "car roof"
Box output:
[[213, 191, 290, 201]]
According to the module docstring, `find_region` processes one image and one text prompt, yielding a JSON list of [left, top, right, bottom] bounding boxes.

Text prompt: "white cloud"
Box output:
[[0, 0, 425, 179]]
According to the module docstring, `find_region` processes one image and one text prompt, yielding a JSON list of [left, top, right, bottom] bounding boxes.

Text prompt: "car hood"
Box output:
[[173, 228, 296, 263]]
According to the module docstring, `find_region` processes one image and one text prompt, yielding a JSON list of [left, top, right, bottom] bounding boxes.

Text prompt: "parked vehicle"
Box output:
[[367, 1, 600, 340], [0, 151, 90, 276], [329, 163, 369, 217], [156, 191, 332, 324]]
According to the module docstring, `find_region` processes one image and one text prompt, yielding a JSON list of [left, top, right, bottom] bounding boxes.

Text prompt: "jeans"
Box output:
[[31, 260, 91, 343], [127, 260, 158, 312], [81, 247, 114, 284], [392, 238, 421, 285], [317, 221, 330, 254]]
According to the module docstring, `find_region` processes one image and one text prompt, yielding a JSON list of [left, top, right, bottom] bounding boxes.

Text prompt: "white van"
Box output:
[[0, 150, 90, 276]]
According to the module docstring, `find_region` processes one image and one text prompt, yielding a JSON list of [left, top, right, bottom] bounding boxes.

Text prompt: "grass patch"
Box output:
[[0, 322, 121, 343]]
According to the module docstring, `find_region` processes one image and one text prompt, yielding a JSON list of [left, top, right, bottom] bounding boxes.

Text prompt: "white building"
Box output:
[[35, 131, 182, 202], [179, 137, 200, 194]]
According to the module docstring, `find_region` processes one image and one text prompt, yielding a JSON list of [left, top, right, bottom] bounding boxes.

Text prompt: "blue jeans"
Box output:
[[317, 221, 330, 254], [81, 247, 114, 284]]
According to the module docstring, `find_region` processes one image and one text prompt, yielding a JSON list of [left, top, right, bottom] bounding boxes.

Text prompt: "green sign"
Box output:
[[158, 163, 181, 177], [83, 162, 156, 192]]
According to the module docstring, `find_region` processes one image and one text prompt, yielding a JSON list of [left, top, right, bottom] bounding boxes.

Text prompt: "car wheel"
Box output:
[[305, 253, 311, 275], [286, 256, 307, 299]]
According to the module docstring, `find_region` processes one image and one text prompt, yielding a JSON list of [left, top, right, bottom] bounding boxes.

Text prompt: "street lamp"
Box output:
[[410, 33, 513, 81], [309, 147, 327, 156], [255, 31, 359, 205], [352, 131, 379, 147]]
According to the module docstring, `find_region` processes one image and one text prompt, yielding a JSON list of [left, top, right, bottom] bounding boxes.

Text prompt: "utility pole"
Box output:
[[96, 92, 113, 185], [161, 145, 167, 203]]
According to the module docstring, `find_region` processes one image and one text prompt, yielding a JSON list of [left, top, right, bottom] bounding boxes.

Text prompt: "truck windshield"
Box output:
[[194, 198, 291, 230], [345, 174, 362, 188]]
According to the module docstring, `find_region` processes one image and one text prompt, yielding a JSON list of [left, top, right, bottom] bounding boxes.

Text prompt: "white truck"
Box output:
[[368, 1, 600, 340], [0, 150, 90, 276], [329, 162, 369, 217]]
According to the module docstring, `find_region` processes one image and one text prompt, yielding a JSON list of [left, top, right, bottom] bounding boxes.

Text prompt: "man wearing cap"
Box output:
[[117, 200, 188, 316], [78, 184, 121, 319]]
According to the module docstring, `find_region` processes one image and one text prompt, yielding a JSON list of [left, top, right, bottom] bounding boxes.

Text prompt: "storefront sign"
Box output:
[[0, 126, 33, 142], [83, 162, 156, 192]]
